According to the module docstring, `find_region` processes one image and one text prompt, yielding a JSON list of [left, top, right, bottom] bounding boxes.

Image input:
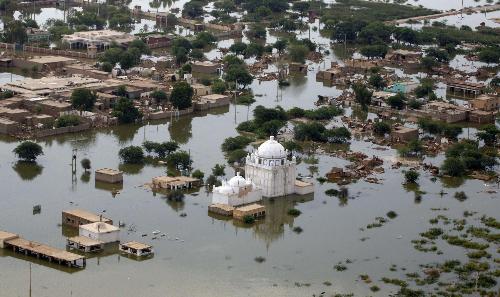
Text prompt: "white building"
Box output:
[[79, 222, 120, 244], [245, 136, 298, 198], [212, 172, 262, 207]]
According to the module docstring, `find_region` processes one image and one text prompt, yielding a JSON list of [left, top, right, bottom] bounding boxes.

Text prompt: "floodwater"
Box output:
[[0, 1, 499, 297]]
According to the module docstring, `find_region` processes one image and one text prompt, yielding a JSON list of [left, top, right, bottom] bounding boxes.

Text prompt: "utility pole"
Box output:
[[29, 263, 32, 297], [234, 79, 237, 124]]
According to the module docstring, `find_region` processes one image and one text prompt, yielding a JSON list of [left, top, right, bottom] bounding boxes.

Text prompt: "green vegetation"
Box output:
[[398, 139, 424, 157], [441, 140, 498, 177], [112, 97, 142, 124], [373, 121, 391, 136], [387, 211, 398, 219], [166, 151, 192, 170], [143, 141, 179, 158], [81, 158, 91, 172], [404, 170, 420, 184], [71, 88, 97, 112], [13, 141, 43, 162], [287, 209, 301, 217], [294, 122, 351, 144], [243, 215, 255, 224], [418, 118, 462, 140], [119, 146, 145, 164], [221, 136, 252, 152], [212, 164, 226, 177], [170, 82, 193, 110], [55, 115, 81, 128], [191, 169, 204, 181]]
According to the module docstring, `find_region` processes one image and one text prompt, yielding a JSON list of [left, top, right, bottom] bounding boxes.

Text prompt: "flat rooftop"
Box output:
[[1, 76, 104, 95], [96, 168, 123, 176], [0, 230, 19, 242], [29, 56, 77, 64], [63, 209, 112, 223], [295, 179, 313, 188], [0, 117, 17, 125], [120, 241, 151, 250], [235, 203, 265, 212], [68, 236, 103, 247], [80, 222, 119, 233], [6, 237, 84, 262]]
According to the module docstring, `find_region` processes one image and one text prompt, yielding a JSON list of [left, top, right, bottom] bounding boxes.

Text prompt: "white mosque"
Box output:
[[245, 136, 313, 198], [212, 172, 262, 207]]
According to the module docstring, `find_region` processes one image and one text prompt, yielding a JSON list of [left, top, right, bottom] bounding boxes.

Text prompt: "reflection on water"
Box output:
[[12, 161, 44, 181]]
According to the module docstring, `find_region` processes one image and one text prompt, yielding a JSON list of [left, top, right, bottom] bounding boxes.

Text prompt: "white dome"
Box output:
[[257, 136, 286, 159], [228, 172, 246, 187]]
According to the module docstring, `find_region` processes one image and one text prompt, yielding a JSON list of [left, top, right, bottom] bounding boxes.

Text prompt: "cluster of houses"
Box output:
[[0, 55, 230, 137]]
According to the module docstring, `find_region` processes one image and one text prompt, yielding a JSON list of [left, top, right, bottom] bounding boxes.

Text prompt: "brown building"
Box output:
[[233, 204, 266, 220], [0, 117, 19, 135], [0, 107, 30, 123], [390, 126, 419, 143], [95, 168, 123, 184], [468, 110, 495, 124], [385, 49, 422, 63], [192, 61, 220, 74], [471, 94, 500, 111], [62, 209, 113, 228], [194, 94, 230, 111], [447, 80, 484, 98], [289, 62, 308, 74]]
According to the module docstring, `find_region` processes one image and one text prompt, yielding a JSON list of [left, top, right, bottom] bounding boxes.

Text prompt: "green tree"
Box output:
[[119, 146, 145, 164], [324, 127, 351, 144], [478, 47, 500, 64], [229, 41, 247, 55], [353, 83, 373, 109], [360, 44, 388, 59], [441, 157, 466, 177], [183, 0, 204, 18], [2, 20, 28, 44], [151, 90, 168, 106], [373, 121, 391, 136], [212, 164, 225, 176], [211, 79, 226, 94], [388, 93, 406, 110], [55, 115, 80, 128], [81, 158, 91, 172], [288, 44, 309, 63], [155, 141, 179, 158], [13, 141, 43, 162], [167, 151, 192, 170], [404, 170, 420, 184], [369, 74, 386, 90], [273, 39, 288, 55], [477, 124, 500, 146], [224, 65, 253, 89], [191, 169, 204, 180], [112, 97, 142, 123], [71, 88, 97, 112], [170, 82, 193, 110]]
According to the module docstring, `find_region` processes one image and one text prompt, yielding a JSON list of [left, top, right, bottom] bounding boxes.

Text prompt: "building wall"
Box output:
[[79, 229, 120, 243], [245, 163, 296, 198], [212, 189, 262, 206]]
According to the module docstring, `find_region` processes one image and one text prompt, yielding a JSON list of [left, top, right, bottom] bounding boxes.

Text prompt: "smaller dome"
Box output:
[[228, 172, 246, 187], [257, 136, 286, 159]]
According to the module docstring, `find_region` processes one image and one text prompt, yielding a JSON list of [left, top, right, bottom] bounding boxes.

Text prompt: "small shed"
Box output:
[[79, 222, 120, 244], [95, 168, 123, 184], [119, 241, 153, 256], [67, 236, 104, 253]]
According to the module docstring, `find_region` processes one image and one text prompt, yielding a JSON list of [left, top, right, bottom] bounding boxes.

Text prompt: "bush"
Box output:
[[212, 164, 225, 176], [81, 158, 91, 172], [404, 170, 420, 184], [387, 211, 398, 219], [191, 169, 204, 180], [13, 141, 43, 162], [221, 136, 252, 152], [119, 146, 145, 164], [287, 209, 301, 216], [373, 121, 391, 136], [55, 114, 81, 128], [243, 215, 255, 224]]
